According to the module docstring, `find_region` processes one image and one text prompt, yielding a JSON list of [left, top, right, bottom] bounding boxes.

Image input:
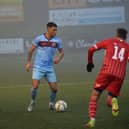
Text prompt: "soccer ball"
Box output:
[[55, 100, 67, 112]]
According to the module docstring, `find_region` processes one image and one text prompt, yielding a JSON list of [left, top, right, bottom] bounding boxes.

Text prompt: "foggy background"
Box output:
[[0, 0, 129, 86]]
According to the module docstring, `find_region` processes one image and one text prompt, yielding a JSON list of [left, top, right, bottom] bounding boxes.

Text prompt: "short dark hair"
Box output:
[[117, 28, 128, 40], [47, 22, 57, 28]]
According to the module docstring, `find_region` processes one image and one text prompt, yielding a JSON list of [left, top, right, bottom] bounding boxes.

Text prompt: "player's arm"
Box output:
[[54, 48, 64, 64], [87, 40, 107, 72], [25, 44, 36, 72]]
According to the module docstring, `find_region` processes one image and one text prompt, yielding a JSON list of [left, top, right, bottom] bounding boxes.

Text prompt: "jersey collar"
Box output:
[[44, 33, 55, 41]]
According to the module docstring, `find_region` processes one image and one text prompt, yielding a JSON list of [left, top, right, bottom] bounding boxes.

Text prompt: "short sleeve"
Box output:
[[32, 36, 40, 47], [57, 39, 63, 49]]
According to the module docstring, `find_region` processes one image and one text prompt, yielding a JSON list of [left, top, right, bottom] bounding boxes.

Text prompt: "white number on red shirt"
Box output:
[[112, 45, 125, 62]]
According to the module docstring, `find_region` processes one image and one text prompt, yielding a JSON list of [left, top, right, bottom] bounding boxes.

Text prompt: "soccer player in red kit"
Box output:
[[86, 28, 129, 128]]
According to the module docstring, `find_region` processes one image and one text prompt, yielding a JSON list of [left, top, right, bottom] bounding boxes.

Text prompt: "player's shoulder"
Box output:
[[53, 35, 61, 40], [98, 37, 118, 48], [98, 38, 113, 46], [105, 37, 116, 42], [35, 34, 44, 40], [105, 37, 124, 44], [125, 41, 129, 50], [53, 36, 62, 43], [100, 37, 114, 43], [113, 38, 129, 49]]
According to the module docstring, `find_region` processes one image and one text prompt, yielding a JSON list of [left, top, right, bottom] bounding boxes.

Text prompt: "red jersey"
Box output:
[[88, 38, 129, 79]]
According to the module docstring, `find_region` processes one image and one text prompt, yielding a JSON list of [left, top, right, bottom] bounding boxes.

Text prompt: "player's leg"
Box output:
[[27, 68, 42, 112], [106, 77, 123, 116], [86, 88, 102, 128], [46, 70, 57, 110], [106, 93, 113, 107], [86, 73, 111, 128], [31, 79, 40, 103], [28, 79, 40, 112], [48, 82, 57, 110]]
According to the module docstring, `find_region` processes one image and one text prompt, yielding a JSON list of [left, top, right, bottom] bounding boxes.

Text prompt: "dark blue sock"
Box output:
[[50, 91, 57, 103], [31, 88, 38, 101]]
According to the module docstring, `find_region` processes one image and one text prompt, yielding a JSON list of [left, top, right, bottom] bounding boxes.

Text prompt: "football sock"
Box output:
[[31, 87, 38, 102], [88, 95, 97, 118], [50, 90, 57, 103]]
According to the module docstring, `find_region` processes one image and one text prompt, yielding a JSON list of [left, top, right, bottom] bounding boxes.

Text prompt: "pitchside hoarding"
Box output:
[[0, 0, 128, 53], [0, 0, 24, 22], [48, 0, 129, 51]]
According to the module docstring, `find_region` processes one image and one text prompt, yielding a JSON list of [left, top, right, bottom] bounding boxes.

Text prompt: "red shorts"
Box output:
[[94, 73, 123, 96]]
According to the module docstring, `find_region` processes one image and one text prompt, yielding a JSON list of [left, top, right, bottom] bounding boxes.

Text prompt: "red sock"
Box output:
[[88, 96, 97, 118]]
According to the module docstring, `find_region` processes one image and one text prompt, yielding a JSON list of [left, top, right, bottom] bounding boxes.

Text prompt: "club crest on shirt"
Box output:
[[51, 42, 57, 47]]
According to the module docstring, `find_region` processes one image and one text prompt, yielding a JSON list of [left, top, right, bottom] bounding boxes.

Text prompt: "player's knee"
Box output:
[[90, 94, 98, 101], [50, 85, 57, 92], [52, 88, 57, 93], [90, 89, 101, 101], [32, 81, 39, 89], [49, 82, 57, 92]]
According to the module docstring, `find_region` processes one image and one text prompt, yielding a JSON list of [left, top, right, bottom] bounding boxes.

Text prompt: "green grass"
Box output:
[[0, 81, 129, 129], [0, 54, 129, 129]]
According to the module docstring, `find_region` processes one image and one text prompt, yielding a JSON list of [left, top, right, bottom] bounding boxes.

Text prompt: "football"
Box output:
[[55, 100, 67, 112]]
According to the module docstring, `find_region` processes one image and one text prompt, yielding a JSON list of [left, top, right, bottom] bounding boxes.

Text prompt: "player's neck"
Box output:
[[116, 37, 124, 42], [44, 33, 53, 41]]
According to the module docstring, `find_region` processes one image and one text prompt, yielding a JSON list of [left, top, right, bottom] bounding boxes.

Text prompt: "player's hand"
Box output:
[[53, 57, 60, 64], [25, 62, 31, 72], [86, 63, 94, 72]]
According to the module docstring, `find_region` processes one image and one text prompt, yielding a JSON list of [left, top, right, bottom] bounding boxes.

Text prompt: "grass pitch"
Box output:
[[0, 81, 129, 129]]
